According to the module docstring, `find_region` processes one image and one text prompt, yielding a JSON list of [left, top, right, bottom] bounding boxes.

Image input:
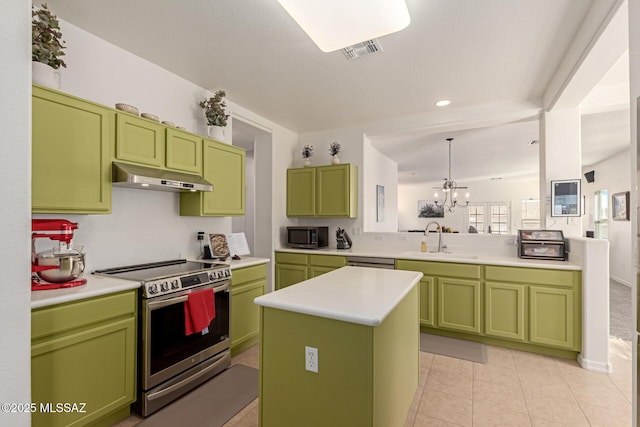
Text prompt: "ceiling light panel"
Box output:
[[276, 0, 411, 53]]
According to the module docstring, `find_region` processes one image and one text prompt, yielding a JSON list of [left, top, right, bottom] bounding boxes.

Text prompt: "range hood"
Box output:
[[112, 162, 213, 192]]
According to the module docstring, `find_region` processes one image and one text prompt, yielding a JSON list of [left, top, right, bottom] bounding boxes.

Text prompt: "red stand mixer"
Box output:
[[32, 219, 87, 290]]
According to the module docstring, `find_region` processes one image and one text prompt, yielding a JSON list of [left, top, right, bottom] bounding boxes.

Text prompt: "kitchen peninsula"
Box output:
[[255, 266, 423, 427]]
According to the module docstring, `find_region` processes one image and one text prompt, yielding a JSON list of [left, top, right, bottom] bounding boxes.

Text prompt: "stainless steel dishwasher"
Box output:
[[346, 256, 395, 269]]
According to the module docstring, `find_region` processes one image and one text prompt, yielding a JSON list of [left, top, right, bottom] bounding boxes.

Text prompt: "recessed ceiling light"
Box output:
[[435, 100, 450, 107], [490, 177, 502, 181], [528, 139, 539, 145]]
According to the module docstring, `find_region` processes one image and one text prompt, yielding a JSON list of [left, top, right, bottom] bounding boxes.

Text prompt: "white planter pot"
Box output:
[[32, 61, 60, 89], [207, 125, 226, 141], [331, 155, 341, 165], [303, 158, 312, 167]]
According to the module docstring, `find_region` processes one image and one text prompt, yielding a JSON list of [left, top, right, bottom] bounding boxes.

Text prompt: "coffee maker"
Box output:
[[31, 219, 87, 290]]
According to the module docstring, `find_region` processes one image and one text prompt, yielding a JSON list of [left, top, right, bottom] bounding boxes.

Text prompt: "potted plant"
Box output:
[[32, 3, 66, 89], [199, 90, 229, 140], [329, 141, 341, 164], [301, 144, 314, 167]]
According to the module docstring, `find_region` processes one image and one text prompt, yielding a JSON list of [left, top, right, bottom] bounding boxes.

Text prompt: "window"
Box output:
[[467, 202, 510, 234], [521, 199, 540, 229], [594, 190, 608, 239]]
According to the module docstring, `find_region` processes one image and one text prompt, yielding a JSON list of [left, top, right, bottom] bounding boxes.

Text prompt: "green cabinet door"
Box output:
[[287, 164, 358, 217], [437, 277, 481, 334], [31, 291, 137, 427], [231, 264, 266, 355], [419, 276, 435, 327], [166, 128, 202, 174], [485, 282, 525, 341], [275, 264, 308, 290], [529, 286, 575, 349], [316, 164, 358, 217], [287, 168, 316, 216], [32, 85, 112, 214], [115, 113, 165, 167], [180, 140, 246, 216]]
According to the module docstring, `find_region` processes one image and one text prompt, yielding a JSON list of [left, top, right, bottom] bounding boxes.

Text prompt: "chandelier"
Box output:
[[433, 138, 470, 213]]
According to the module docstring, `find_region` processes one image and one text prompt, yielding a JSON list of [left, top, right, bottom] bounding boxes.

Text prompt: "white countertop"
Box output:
[[276, 247, 581, 271], [31, 275, 141, 309], [254, 266, 423, 326], [32, 257, 270, 309]]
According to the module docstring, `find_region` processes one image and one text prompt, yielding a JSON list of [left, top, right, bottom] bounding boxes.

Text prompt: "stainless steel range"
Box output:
[[94, 259, 231, 416]]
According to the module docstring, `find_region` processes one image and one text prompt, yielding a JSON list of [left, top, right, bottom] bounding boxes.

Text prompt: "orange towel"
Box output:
[[184, 288, 216, 335]]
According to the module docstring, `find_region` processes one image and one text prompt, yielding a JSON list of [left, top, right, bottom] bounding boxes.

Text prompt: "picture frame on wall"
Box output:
[[417, 200, 444, 218], [551, 179, 581, 217], [612, 191, 630, 221]]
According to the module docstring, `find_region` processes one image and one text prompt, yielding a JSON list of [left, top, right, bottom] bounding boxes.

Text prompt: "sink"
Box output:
[[398, 251, 478, 260]]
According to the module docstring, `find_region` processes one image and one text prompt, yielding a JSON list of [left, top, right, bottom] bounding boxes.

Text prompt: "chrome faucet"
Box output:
[[425, 221, 444, 252]]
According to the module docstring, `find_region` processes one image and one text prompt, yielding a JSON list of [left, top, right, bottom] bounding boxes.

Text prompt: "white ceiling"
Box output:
[[45, 0, 630, 184]]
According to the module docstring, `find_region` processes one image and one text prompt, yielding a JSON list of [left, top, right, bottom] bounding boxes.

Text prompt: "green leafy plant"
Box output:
[[301, 145, 314, 159], [199, 90, 229, 127], [32, 3, 66, 69], [329, 141, 341, 156]]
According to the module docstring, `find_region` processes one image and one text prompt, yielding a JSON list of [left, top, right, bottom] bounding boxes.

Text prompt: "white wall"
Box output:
[[582, 148, 633, 285], [31, 19, 298, 278], [363, 136, 398, 232], [0, 1, 31, 425], [398, 178, 539, 233]]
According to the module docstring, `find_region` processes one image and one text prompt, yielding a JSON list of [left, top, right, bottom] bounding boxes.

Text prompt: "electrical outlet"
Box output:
[[305, 346, 318, 373]]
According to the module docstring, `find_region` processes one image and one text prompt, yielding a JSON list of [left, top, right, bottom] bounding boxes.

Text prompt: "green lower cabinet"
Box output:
[[529, 286, 574, 349], [419, 276, 435, 327], [231, 264, 267, 355], [397, 260, 582, 357], [31, 291, 137, 427], [484, 282, 526, 341], [274, 252, 346, 289], [437, 277, 481, 334], [275, 264, 308, 290]]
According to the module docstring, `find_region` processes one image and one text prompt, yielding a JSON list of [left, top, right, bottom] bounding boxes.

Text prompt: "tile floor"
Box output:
[[115, 339, 632, 426], [224, 339, 632, 427]]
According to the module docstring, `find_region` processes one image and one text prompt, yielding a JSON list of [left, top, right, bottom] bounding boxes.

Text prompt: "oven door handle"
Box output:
[[146, 351, 229, 402], [147, 286, 229, 310]]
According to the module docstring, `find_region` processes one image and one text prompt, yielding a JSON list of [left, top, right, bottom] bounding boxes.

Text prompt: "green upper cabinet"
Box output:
[[32, 85, 113, 214], [180, 139, 245, 216], [287, 168, 316, 216], [316, 164, 358, 217], [115, 113, 165, 167], [287, 164, 358, 217], [166, 128, 202, 174]]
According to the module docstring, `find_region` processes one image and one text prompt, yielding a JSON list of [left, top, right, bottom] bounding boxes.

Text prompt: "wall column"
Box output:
[[539, 108, 583, 237]]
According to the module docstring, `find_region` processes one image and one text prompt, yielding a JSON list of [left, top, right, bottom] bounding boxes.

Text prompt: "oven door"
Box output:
[[142, 281, 230, 390]]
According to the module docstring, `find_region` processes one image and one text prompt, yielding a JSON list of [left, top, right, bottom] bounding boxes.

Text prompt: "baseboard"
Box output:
[[577, 354, 612, 373], [610, 276, 632, 287]]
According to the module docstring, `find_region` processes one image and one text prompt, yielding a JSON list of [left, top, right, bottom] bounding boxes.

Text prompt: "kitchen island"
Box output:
[[255, 266, 423, 427]]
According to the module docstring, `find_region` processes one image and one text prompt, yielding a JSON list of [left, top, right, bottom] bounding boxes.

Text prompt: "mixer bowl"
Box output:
[[35, 249, 85, 283]]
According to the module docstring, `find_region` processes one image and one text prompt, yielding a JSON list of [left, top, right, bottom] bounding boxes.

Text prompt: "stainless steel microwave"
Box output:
[[286, 226, 329, 249]]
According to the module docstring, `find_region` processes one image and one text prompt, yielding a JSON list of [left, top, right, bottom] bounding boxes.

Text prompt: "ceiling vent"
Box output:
[[342, 39, 383, 60]]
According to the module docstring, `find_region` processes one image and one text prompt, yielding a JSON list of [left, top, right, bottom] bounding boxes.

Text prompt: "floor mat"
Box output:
[[420, 333, 488, 364], [137, 364, 258, 427]]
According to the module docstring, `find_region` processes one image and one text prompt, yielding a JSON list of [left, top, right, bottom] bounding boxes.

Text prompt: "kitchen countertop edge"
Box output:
[[275, 247, 581, 271], [31, 276, 141, 309]]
